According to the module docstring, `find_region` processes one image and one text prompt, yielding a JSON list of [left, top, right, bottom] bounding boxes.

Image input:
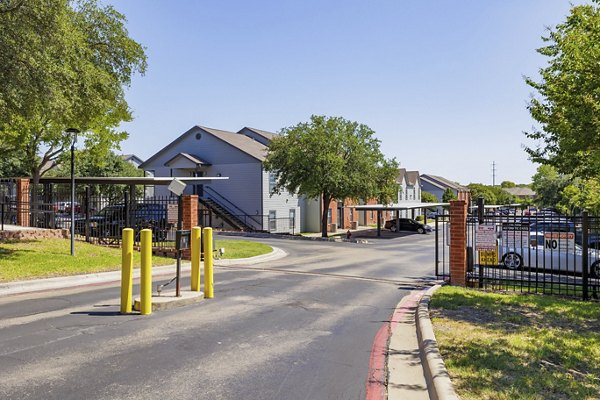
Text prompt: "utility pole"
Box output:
[[491, 161, 496, 187]]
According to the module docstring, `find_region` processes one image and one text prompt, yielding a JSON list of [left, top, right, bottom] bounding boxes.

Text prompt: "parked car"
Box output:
[[384, 218, 432, 234], [500, 232, 600, 277], [529, 219, 575, 233], [426, 211, 439, 219], [53, 201, 81, 214], [74, 203, 168, 242]]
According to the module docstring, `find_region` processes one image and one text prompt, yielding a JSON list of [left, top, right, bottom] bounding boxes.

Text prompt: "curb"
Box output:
[[417, 285, 460, 400], [0, 246, 287, 296]]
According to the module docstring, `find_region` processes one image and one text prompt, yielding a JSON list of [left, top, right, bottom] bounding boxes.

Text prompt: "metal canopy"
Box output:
[[37, 176, 229, 185], [353, 202, 449, 211]]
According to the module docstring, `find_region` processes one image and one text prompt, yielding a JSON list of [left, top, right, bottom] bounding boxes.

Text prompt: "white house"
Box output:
[[139, 125, 301, 233], [396, 169, 421, 217]]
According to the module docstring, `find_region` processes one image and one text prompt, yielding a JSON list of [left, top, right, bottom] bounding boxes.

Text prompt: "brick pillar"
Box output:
[[181, 195, 198, 259], [449, 200, 467, 286], [16, 178, 30, 227]]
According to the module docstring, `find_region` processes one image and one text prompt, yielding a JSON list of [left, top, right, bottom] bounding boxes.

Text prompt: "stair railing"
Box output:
[[202, 186, 262, 230]]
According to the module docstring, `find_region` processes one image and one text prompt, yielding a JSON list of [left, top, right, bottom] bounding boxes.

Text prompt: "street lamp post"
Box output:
[[66, 128, 80, 256]]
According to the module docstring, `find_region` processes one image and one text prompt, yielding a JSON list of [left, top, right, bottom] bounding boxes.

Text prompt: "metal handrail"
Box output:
[[203, 187, 261, 228]]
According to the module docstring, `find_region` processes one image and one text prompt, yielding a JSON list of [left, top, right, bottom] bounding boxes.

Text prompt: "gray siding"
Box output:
[[262, 169, 301, 233]]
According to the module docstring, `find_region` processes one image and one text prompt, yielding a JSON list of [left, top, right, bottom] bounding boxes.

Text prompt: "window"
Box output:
[[269, 210, 276, 231], [289, 209, 296, 230], [349, 208, 354, 222], [269, 173, 277, 193], [327, 208, 332, 224]]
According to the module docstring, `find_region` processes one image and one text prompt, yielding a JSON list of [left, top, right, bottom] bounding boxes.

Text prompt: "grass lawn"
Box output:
[[430, 286, 600, 400], [214, 239, 272, 259], [0, 239, 272, 282]]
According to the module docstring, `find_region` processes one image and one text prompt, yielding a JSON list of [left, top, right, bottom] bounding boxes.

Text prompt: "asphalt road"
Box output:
[[0, 232, 436, 400]]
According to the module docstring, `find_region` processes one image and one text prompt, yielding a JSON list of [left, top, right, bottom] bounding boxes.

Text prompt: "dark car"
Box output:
[[384, 218, 432, 234], [75, 203, 168, 243]]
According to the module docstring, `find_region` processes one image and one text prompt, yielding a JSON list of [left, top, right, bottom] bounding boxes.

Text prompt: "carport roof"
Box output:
[[38, 176, 228, 185], [353, 202, 449, 210]]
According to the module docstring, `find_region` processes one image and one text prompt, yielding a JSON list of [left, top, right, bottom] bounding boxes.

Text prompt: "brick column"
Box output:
[[449, 200, 467, 286], [181, 195, 198, 259], [16, 178, 30, 227]]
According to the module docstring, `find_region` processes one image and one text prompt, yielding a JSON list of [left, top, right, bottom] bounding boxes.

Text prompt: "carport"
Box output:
[[353, 202, 449, 237]]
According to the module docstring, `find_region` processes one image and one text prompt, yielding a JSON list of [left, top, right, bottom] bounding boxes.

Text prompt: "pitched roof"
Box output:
[[139, 125, 267, 169], [420, 174, 469, 191], [405, 171, 420, 186], [396, 168, 406, 184], [503, 187, 536, 197], [204, 126, 267, 161], [240, 127, 277, 142], [164, 153, 211, 167]]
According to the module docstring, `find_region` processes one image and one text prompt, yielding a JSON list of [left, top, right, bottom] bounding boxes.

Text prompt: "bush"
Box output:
[[415, 215, 424, 222]]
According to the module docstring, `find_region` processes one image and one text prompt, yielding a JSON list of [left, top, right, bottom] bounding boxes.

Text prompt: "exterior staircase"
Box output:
[[199, 187, 261, 231]]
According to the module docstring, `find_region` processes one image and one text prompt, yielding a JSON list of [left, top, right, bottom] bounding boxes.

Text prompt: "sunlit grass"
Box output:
[[214, 239, 271, 259], [430, 286, 600, 400], [0, 239, 272, 282], [0, 239, 174, 281]]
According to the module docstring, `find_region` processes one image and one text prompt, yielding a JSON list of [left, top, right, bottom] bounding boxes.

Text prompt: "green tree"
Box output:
[[421, 191, 438, 203], [264, 115, 398, 237], [467, 183, 497, 205], [500, 181, 516, 188], [531, 165, 571, 208], [0, 0, 147, 185], [524, 1, 600, 178], [442, 188, 457, 203], [49, 150, 144, 199]]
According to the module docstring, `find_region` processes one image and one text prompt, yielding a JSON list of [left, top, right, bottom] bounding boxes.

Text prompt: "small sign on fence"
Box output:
[[479, 250, 498, 265], [475, 224, 497, 251], [543, 232, 575, 251], [167, 204, 178, 224]]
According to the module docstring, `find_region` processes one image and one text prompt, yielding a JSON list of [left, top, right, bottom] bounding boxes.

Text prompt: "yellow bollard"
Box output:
[[140, 228, 153, 315], [120, 228, 134, 314], [203, 227, 214, 298], [191, 226, 202, 292]]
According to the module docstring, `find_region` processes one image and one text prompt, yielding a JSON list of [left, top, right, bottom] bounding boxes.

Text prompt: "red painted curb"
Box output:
[[365, 289, 427, 400]]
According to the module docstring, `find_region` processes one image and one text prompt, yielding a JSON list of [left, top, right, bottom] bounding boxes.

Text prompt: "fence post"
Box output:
[[203, 227, 214, 298], [120, 228, 134, 314], [477, 197, 484, 288], [191, 226, 202, 292], [16, 178, 30, 227], [582, 211, 589, 301], [85, 186, 91, 242], [140, 229, 153, 315], [449, 200, 468, 287]]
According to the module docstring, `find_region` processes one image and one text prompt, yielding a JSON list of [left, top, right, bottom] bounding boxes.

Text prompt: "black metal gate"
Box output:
[[466, 206, 599, 301]]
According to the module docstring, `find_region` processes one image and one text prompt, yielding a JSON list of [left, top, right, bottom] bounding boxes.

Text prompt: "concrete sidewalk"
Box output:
[[0, 246, 287, 296], [388, 286, 459, 400]]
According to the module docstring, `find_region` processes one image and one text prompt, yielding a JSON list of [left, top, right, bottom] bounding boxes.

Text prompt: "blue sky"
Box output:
[[110, 0, 585, 185]]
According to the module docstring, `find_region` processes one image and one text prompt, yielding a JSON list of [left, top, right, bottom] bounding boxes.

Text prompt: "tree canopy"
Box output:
[[264, 115, 398, 237], [421, 191, 438, 203], [49, 150, 144, 199], [524, 1, 600, 178], [0, 0, 147, 183]]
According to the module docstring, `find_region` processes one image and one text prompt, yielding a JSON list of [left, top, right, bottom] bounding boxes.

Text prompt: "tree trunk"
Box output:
[[321, 193, 331, 238]]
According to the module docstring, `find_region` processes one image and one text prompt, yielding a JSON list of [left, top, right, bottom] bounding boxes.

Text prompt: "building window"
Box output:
[[349, 208, 354, 222], [289, 209, 296, 230], [269, 210, 276, 231], [327, 208, 332, 224], [269, 173, 277, 193]]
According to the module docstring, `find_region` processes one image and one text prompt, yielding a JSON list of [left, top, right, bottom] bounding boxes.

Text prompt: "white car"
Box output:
[[500, 232, 600, 277]]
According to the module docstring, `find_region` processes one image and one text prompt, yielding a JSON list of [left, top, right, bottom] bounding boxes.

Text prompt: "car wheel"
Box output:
[[502, 252, 523, 270], [390, 225, 397, 232], [417, 227, 425, 234], [591, 261, 600, 278]]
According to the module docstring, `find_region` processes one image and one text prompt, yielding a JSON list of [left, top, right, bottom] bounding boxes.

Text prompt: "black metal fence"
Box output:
[[1, 182, 179, 248], [435, 204, 600, 301]]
